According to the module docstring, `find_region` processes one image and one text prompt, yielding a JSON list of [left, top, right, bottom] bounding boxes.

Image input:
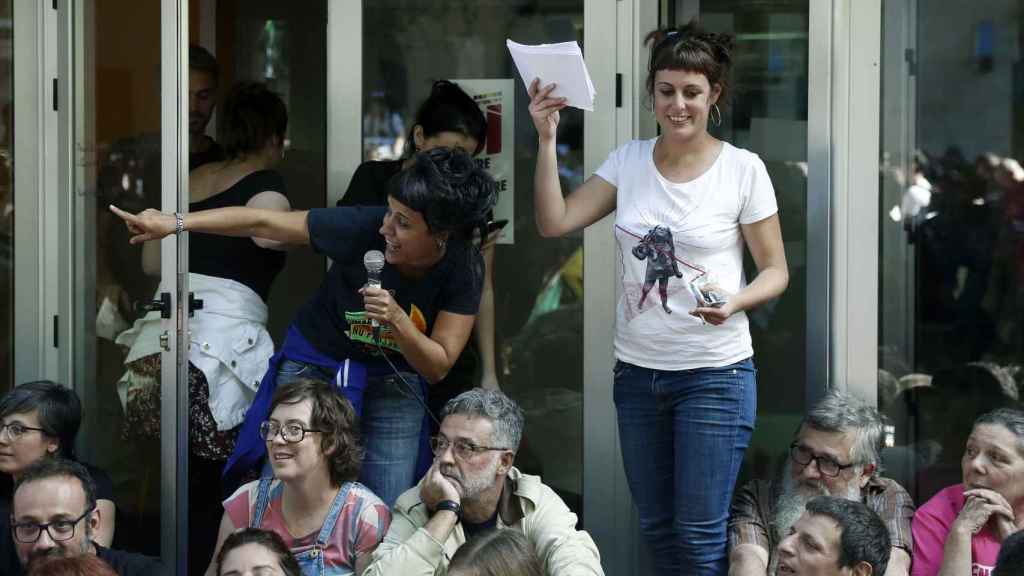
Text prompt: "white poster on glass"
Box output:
[[451, 78, 515, 245]]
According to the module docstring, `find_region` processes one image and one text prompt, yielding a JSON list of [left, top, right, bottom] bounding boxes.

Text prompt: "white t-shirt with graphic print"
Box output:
[[595, 138, 778, 371]]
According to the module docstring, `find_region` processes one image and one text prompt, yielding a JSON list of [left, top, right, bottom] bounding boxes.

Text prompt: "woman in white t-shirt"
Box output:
[[528, 22, 788, 575]]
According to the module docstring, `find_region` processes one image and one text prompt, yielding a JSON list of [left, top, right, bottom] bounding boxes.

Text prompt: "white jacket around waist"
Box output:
[[115, 273, 275, 431]]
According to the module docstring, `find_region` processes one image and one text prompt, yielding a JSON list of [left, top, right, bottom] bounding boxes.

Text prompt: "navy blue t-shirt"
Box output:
[[293, 206, 483, 366]]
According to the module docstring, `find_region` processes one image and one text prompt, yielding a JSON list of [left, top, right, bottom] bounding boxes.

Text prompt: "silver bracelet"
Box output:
[[174, 212, 184, 235]]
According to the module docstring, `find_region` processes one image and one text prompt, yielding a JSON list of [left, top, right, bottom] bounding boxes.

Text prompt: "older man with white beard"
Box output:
[[727, 393, 914, 576], [364, 389, 604, 576]]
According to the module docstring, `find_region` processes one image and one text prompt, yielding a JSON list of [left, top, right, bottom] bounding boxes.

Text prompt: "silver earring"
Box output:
[[436, 238, 447, 250], [710, 103, 723, 127]]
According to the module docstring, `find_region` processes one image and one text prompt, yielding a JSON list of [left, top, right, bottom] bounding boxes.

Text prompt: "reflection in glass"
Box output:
[[879, 1, 1024, 506], [362, 0, 586, 515], [0, 0, 11, 396], [687, 1, 810, 484]]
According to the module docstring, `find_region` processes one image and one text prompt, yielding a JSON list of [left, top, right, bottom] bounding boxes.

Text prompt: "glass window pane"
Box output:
[[680, 0, 810, 485], [878, 1, 1022, 506], [361, 0, 586, 516], [74, 0, 163, 560], [0, 0, 11, 396]]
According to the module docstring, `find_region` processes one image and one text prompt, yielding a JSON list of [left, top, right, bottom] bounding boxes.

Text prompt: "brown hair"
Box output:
[[27, 555, 117, 576], [216, 528, 302, 576], [644, 19, 734, 107], [448, 529, 543, 576], [269, 379, 363, 486]]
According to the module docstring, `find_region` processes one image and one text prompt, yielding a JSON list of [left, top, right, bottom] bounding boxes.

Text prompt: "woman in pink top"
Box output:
[[207, 379, 391, 576], [912, 408, 1024, 576]]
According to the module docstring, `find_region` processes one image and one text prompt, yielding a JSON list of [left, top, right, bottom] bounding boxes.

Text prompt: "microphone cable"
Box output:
[[373, 338, 442, 430]]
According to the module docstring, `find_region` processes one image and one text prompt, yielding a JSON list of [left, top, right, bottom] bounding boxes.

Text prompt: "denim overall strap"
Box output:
[[315, 481, 355, 547], [250, 477, 275, 528]]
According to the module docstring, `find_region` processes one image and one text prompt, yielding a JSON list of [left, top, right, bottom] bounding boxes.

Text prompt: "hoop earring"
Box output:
[[436, 238, 447, 251], [710, 103, 723, 127]]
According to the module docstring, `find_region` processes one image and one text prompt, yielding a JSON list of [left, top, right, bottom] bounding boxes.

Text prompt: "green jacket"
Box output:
[[364, 467, 604, 576]]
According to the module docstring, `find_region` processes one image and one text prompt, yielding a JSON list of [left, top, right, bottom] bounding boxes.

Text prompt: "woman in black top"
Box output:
[[116, 82, 289, 571], [340, 81, 500, 428], [111, 147, 497, 508]]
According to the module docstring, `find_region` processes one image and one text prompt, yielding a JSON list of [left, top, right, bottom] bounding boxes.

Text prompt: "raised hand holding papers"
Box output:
[[506, 39, 596, 111]]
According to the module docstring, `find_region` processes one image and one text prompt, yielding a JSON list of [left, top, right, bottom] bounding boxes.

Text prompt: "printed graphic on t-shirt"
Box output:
[[344, 304, 427, 353], [973, 564, 993, 576], [618, 224, 706, 322]]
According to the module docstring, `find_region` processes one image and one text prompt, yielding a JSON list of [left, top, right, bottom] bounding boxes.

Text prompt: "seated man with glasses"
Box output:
[[9, 458, 160, 575], [364, 388, 604, 576], [728, 392, 914, 576]]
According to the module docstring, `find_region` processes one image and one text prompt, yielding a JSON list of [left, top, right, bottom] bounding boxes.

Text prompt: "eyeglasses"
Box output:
[[258, 421, 325, 444], [11, 507, 95, 543], [0, 422, 47, 442], [789, 443, 856, 478], [430, 435, 511, 461]]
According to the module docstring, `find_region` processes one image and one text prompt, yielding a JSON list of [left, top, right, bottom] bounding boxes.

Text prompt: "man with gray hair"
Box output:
[[364, 389, 604, 576], [728, 392, 914, 576]]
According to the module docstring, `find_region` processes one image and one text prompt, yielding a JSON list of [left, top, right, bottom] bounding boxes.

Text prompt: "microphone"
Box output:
[[363, 250, 386, 340]]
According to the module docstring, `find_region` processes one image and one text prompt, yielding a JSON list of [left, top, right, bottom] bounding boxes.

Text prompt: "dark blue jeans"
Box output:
[[613, 358, 756, 576]]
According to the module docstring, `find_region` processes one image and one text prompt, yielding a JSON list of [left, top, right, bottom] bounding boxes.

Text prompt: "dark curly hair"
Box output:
[[644, 19, 734, 107], [388, 146, 497, 245], [220, 82, 288, 160], [405, 80, 487, 157], [269, 379, 362, 486], [216, 528, 301, 576], [0, 380, 81, 461]]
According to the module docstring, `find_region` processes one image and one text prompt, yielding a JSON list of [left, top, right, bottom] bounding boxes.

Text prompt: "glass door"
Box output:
[[668, 0, 811, 494], [356, 0, 588, 517], [64, 0, 189, 570]]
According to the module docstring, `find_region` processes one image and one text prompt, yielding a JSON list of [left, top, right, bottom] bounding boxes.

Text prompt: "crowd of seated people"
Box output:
[[7, 379, 1024, 575]]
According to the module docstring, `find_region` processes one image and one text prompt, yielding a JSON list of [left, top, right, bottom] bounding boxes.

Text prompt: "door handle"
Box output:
[[188, 292, 203, 317], [135, 292, 172, 319]]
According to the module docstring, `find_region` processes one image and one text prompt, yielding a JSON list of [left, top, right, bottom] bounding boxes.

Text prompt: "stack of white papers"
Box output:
[[506, 40, 596, 111]]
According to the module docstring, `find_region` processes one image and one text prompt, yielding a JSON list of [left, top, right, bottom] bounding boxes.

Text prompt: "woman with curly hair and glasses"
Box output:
[[207, 379, 390, 576]]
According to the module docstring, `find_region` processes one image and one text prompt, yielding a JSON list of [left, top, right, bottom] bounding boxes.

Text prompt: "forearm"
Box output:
[[729, 265, 789, 314], [183, 206, 310, 245], [475, 253, 498, 384], [937, 528, 972, 576], [728, 545, 768, 576], [424, 510, 459, 544], [391, 314, 459, 384], [885, 548, 911, 576], [534, 138, 569, 238]]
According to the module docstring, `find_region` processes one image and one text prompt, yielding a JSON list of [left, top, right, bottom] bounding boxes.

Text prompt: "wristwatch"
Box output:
[[435, 499, 462, 520]]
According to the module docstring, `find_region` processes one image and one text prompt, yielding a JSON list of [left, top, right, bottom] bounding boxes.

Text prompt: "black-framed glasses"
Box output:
[[789, 443, 856, 478], [0, 422, 47, 442], [258, 421, 325, 444], [11, 507, 95, 543], [430, 435, 511, 461]]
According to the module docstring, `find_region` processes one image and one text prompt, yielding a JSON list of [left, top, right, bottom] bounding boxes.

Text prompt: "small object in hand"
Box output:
[[690, 277, 728, 308]]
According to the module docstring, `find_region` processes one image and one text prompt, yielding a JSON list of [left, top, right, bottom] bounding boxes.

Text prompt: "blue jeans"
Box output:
[[277, 359, 424, 507], [613, 358, 756, 576]]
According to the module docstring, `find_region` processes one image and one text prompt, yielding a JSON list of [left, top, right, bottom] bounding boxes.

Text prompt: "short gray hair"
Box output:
[[974, 408, 1024, 456], [441, 389, 525, 451], [800, 392, 884, 471]]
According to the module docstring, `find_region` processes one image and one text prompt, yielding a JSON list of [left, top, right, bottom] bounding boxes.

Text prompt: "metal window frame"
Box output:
[[13, 0, 60, 383], [160, 0, 189, 571], [827, 0, 881, 402]]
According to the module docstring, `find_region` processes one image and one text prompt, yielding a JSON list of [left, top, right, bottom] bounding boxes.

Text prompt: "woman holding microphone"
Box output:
[[111, 147, 496, 507], [527, 22, 788, 574]]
